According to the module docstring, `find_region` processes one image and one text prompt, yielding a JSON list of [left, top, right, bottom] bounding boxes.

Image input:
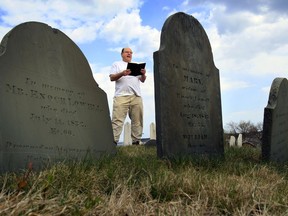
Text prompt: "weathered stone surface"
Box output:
[[262, 78, 288, 162], [229, 136, 236, 147], [153, 12, 224, 158], [0, 22, 115, 173]]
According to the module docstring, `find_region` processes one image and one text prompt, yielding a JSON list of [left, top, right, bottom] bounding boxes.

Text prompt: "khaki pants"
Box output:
[[111, 95, 143, 143]]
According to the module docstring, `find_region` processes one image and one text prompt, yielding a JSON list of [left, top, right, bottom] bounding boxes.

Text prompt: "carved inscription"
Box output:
[[271, 108, 288, 158], [172, 63, 210, 146], [5, 140, 95, 164], [6, 83, 101, 110], [4, 77, 102, 139]]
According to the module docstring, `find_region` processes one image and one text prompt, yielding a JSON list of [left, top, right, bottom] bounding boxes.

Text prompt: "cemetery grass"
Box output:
[[1, 146, 288, 215]]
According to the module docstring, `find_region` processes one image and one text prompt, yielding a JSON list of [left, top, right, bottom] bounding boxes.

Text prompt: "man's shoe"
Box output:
[[132, 141, 140, 145]]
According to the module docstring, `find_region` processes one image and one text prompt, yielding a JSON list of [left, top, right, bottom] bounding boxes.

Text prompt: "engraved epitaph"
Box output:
[[262, 78, 288, 162], [0, 22, 115, 172], [153, 12, 224, 157]]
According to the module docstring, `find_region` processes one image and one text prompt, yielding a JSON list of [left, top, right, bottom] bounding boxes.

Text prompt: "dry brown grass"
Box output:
[[1, 146, 288, 215]]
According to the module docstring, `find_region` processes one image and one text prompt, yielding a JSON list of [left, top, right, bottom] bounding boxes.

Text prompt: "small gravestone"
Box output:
[[123, 122, 132, 145], [0, 22, 115, 173], [237, 134, 242, 147], [153, 12, 224, 158], [150, 122, 156, 140], [229, 136, 236, 147], [262, 78, 288, 162]]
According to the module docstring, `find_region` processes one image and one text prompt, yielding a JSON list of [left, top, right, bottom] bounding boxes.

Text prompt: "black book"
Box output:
[[127, 62, 146, 76]]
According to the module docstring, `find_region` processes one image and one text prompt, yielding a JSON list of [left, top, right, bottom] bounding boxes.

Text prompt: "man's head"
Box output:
[[121, 47, 133, 62]]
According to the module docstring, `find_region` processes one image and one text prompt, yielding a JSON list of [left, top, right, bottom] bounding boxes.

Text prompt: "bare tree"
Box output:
[[225, 120, 262, 134], [225, 121, 238, 134], [256, 122, 263, 132], [224, 120, 263, 146], [237, 120, 257, 134]]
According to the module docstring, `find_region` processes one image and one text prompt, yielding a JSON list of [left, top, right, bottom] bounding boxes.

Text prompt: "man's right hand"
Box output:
[[109, 69, 131, 81], [122, 69, 131, 76]]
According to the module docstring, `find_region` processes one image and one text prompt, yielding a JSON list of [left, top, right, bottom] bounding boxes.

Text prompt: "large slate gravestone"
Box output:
[[0, 22, 115, 173], [153, 12, 224, 158], [262, 78, 288, 162]]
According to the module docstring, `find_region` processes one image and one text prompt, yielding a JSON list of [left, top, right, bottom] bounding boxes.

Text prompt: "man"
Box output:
[[109, 47, 146, 145]]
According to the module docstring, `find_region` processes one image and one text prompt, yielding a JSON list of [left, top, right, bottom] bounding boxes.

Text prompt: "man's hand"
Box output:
[[139, 68, 146, 83], [122, 69, 131, 76], [140, 68, 146, 76], [109, 69, 131, 81]]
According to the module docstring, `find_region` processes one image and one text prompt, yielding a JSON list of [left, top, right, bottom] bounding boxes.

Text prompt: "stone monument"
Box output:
[[123, 122, 132, 145], [0, 22, 115, 173], [229, 136, 236, 147], [262, 78, 288, 162], [153, 12, 224, 158], [150, 122, 156, 140], [237, 134, 242, 147]]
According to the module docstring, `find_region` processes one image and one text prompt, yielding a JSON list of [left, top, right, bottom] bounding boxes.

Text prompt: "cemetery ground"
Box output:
[[1, 146, 288, 215]]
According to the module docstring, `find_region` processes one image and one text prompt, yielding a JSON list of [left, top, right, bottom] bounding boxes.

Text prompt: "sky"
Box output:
[[0, 0, 288, 140]]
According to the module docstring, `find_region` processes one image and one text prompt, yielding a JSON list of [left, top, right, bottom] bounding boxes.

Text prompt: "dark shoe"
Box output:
[[132, 141, 140, 145]]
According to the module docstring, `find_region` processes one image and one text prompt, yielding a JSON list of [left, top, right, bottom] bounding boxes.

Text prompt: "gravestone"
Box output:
[[262, 78, 288, 162], [229, 136, 236, 147], [0, 22, 115, 173], [153, 12, 224, 158], [237, 134, 242, 147], [123, 122, 132, 145], [150, 122, 156, 140]]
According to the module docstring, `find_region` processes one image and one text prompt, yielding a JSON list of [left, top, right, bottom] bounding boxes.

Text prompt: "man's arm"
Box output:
[[139, 69, 146, 83], [139, 75, 146, 83], [109, 69, 131, 81]]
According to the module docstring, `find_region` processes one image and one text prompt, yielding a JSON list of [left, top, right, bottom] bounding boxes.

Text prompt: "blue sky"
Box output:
[[1, 0, 288, 140]]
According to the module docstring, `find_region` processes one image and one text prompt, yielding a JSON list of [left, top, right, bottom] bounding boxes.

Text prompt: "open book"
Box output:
[[127, 62, 146, 76]]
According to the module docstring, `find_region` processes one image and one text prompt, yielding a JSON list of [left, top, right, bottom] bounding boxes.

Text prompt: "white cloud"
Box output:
[[220, 78, 252, 91], [249, 52, 288, 76], [195, 4, 288, 82], [64, 22, 102, 43], [99, 10, 142, 43], [0, 0, 144, 44], [99, 9, 160, 59]]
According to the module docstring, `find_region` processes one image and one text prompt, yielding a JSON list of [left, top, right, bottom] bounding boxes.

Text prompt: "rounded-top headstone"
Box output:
[[154, 12, 224, 158], [262, 77, 288, 162], [0, 22, 115, 173]]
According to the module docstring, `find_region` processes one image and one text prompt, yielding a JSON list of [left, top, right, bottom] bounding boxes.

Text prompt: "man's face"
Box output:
[[121, 48, 133, 62]]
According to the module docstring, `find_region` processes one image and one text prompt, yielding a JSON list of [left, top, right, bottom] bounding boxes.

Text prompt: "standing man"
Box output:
[[109, 47, 146, 145]]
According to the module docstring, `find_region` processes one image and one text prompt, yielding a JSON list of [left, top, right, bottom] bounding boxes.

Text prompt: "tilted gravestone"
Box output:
[[0, 22, 116, 173], [262, 78, 288, 162], [153, 12, 224, 158]]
